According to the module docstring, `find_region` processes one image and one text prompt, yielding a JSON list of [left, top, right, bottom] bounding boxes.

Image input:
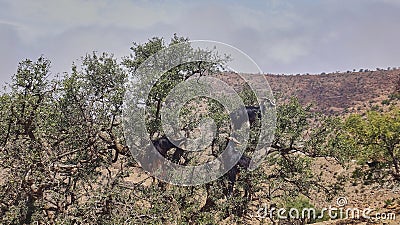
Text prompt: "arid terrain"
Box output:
[[216, 69, 400, 224], [218, 68, 400, 115], [266, 69, 400, 115]]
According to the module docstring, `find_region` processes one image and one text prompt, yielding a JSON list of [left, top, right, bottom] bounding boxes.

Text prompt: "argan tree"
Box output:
[[345, 108, 400, 183], [0, 35, 348, 224]]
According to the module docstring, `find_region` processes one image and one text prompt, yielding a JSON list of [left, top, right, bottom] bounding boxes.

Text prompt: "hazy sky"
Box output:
[[1, 0, 400, 86]]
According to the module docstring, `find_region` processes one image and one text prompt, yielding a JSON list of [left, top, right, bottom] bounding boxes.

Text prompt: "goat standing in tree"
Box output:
[[222, 136, 251, 197], [152, 136, 185, 164], [144, 136, 186, 186], [230, 97, 275, 130]]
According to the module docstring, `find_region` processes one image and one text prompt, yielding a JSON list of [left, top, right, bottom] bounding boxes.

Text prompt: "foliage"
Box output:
[[345, 107, 400, 183]]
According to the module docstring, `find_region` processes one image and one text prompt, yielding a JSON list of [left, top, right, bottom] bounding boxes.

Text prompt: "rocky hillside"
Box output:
[[266, 69, 400, 114], [217, 68, 400, 115]]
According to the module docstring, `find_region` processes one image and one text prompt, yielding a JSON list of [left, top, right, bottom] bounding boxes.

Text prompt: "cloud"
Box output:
[[0, 0, 182, 42], [31, 24, 177, 75], [1, 0, 400, 87], [0, 23, 25, 86]]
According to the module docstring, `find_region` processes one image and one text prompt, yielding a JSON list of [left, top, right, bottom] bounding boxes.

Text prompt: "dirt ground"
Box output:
[[245, 158, 400, 225]]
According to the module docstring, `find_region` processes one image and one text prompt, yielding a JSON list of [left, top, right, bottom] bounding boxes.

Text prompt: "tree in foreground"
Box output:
[[0, 35, 349, 224], [345, 107, 400, 184]]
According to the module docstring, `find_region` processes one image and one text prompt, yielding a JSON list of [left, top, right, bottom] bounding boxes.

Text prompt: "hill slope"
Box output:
[[217, 69, 400, 114], [265, 69, 400, 114]]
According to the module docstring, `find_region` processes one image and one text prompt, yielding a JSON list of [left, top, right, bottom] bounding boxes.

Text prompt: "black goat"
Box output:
[[226, 154, 251, 196], [230, 98, 275, 130], [152, 136, 184, 163], [222, 136, 251, 197], [230, 106, 261, 130]]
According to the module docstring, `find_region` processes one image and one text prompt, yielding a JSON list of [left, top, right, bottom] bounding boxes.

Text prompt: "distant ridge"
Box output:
[[216, 69, 400, 115]]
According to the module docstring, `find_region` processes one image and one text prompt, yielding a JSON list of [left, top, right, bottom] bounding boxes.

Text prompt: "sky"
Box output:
[[1, 0, 400, 86]]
